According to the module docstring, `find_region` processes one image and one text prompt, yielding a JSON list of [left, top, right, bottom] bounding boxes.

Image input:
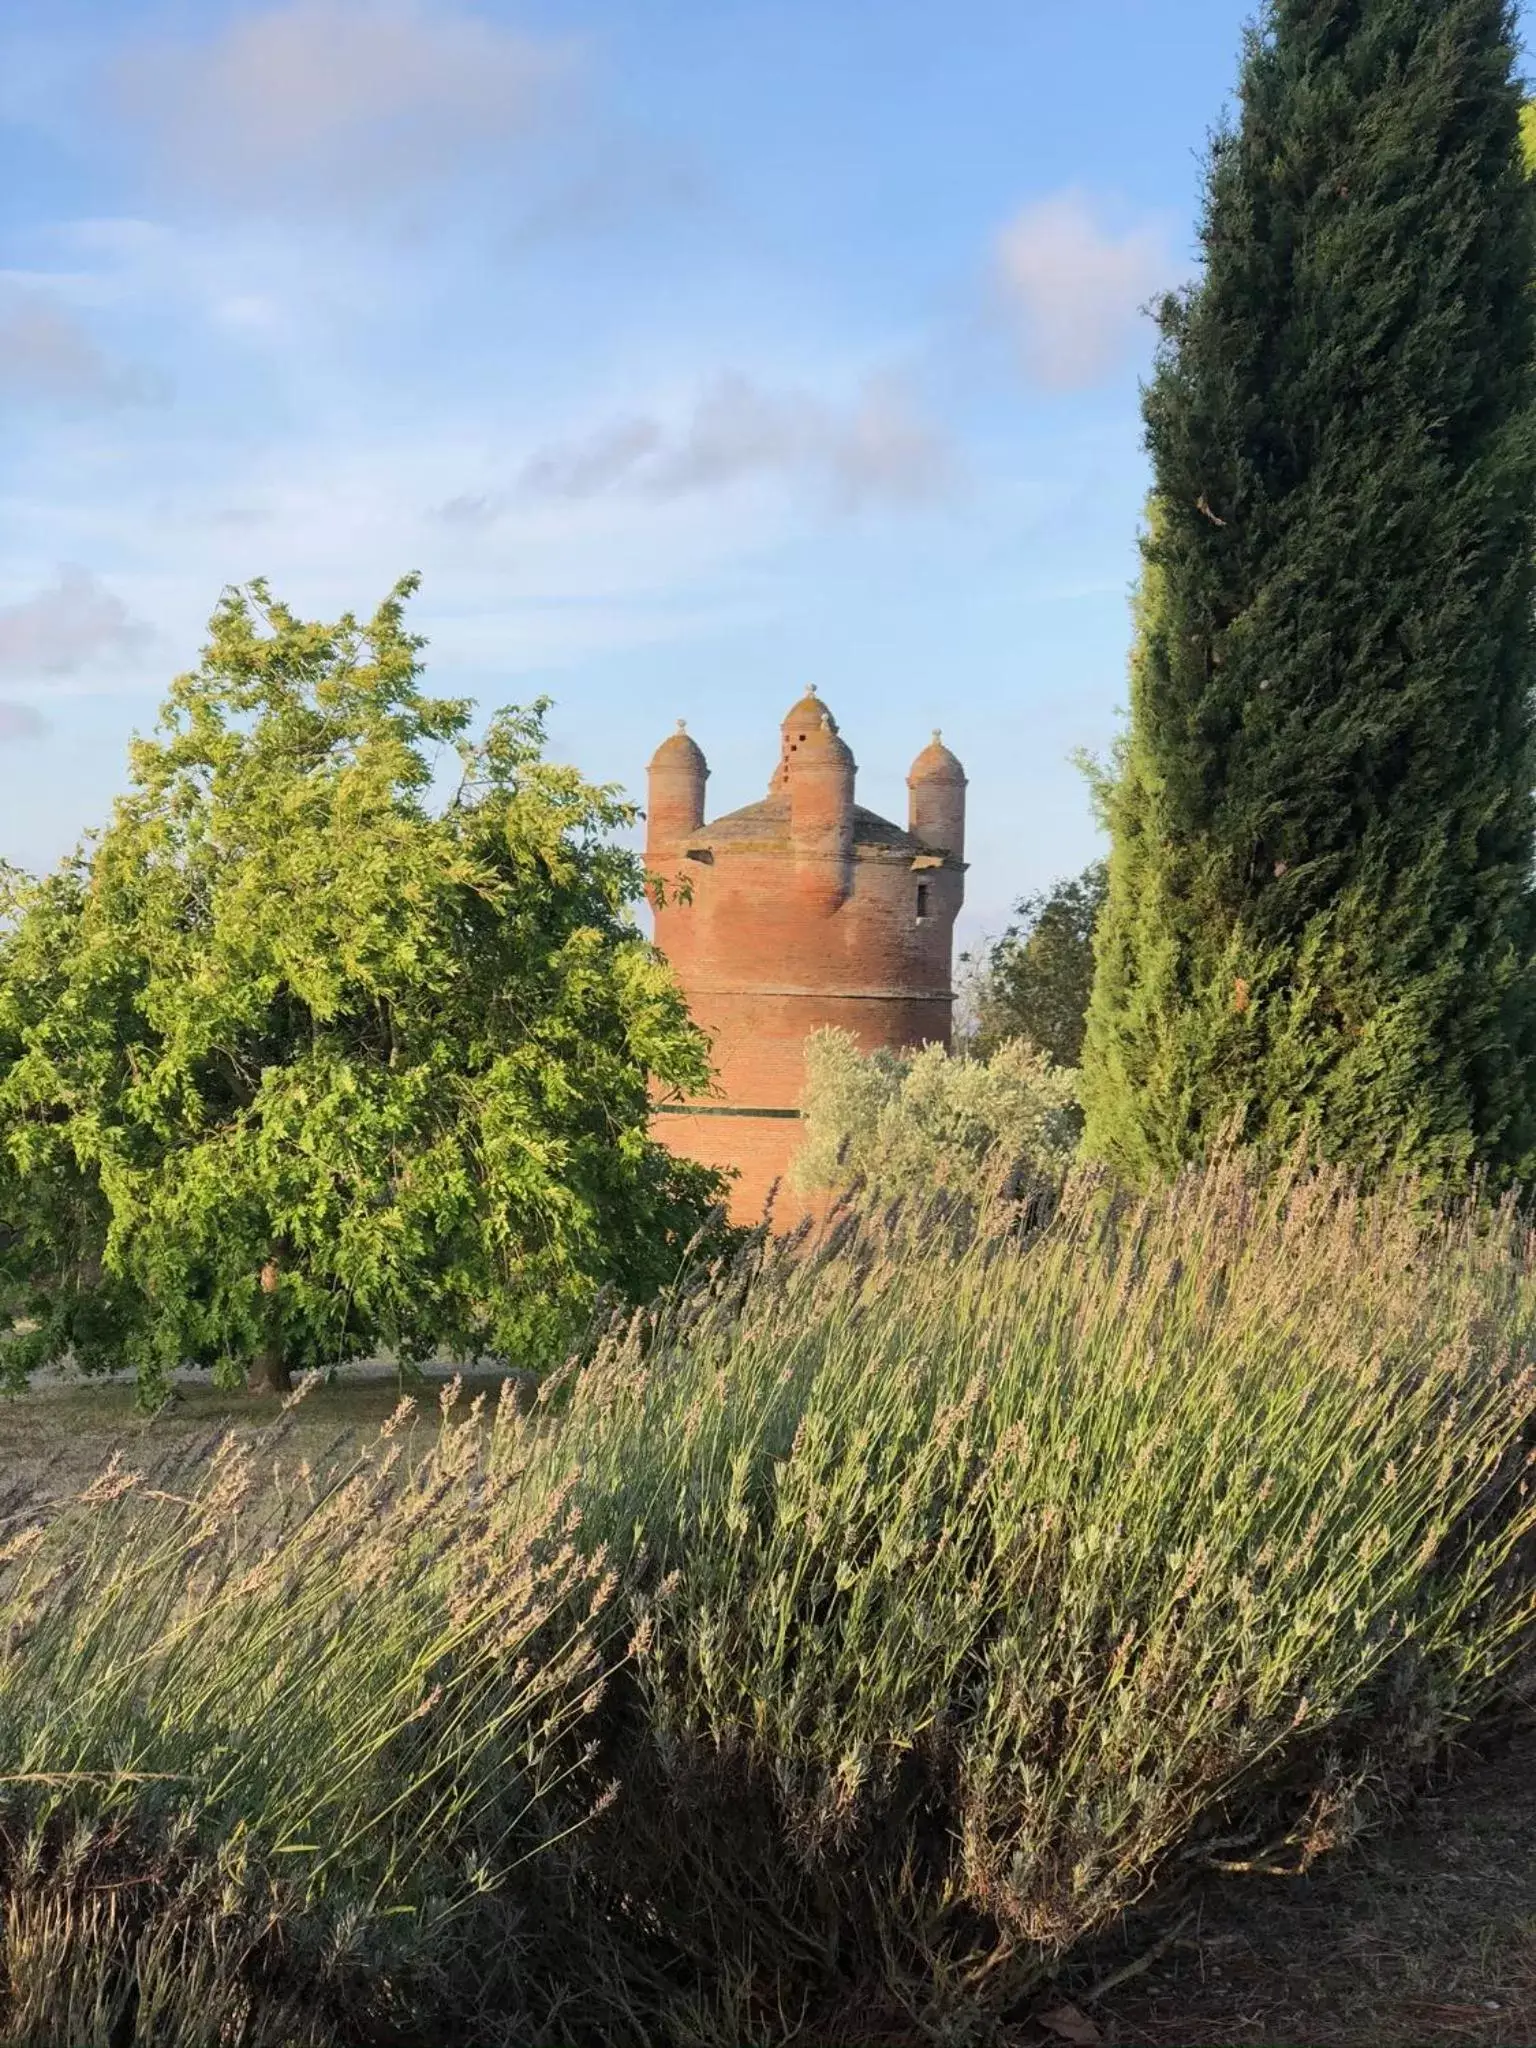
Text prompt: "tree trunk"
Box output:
[[249, 1252, 292, 1394]]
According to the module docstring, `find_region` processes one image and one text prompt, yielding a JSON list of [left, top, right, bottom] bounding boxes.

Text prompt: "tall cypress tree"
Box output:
[[1082, 0, 1536, 1187]]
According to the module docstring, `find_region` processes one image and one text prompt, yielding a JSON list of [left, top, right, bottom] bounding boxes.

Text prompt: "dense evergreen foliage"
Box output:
[[0, 579, 724, 1397], [1083, 0, 1536, 1185]]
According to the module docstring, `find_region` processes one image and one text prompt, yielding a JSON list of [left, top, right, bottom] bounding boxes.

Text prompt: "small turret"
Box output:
[[786, 698, 855, 914], [646, 721, 708, 861], [907, 730, 966, 862], [772, 684, 836, 792]]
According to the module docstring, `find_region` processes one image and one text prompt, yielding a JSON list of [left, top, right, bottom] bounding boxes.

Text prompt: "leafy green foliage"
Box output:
[[967, 860, 1107, 1065], [1083, 0, 1536, 1187], [0, 578, 725, 1397], [791, 1025, 1080, 1198]]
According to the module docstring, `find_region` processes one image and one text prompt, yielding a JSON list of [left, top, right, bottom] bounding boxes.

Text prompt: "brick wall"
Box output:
[[647, 706, 964, 1223]]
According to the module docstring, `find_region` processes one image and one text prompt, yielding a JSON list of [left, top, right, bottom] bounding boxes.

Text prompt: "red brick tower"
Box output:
[[647, 690, 966, 1221]]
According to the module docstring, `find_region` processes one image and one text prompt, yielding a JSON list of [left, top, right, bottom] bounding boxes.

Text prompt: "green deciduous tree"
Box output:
[[1082, 0, 1536, 1187], [0, 578, 725, 1398], [968, 861, 1107, 1067]]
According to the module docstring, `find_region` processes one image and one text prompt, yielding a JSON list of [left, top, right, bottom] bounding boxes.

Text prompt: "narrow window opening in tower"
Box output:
[[916, 883, 930, 921]]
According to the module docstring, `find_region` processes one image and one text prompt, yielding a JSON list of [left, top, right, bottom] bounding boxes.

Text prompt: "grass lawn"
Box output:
[[0, 1360, 522, 1502]]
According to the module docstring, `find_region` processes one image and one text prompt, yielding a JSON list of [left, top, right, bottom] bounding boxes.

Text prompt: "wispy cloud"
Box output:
[[0, 566, 156, 680], [0, 703, 48, 744], [0, 287, 163, 408], [113, 0, 577, 211], [520, 417, 664, 501], [498, 146, 711, 255], [0, 566, 158, 742], [994, 190, 1179, 389], [1, 412, 790, 690], [432, 492, 508, 530], [517, 373, 955, 510]]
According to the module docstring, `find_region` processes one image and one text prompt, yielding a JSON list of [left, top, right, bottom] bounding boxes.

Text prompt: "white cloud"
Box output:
[[113, 0, 576, 210], [0, 354, 949, 709], [518, 373, 954, 509], [0, 415, 786, 688], [995, 190, 1178, 389], [0, 288, 162, 408], [47, 214, 395, 363], [0, 566, 156, 680]]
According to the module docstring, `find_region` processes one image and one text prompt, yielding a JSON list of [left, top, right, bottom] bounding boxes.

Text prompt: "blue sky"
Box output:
[[0, 0, 1372, 944]]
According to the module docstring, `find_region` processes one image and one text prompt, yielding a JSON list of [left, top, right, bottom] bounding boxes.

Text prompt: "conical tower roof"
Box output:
[[649, 719, 707, 772], [781, 684, 839, 734], [907, 729, 965, 785], [773, 686, 852, 789], [797, 710, 855, 766]]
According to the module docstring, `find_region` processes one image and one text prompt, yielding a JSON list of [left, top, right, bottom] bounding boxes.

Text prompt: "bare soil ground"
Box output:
[[5, 1375, 1536, 2048], [1021, 1732, 1536, 2048]]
